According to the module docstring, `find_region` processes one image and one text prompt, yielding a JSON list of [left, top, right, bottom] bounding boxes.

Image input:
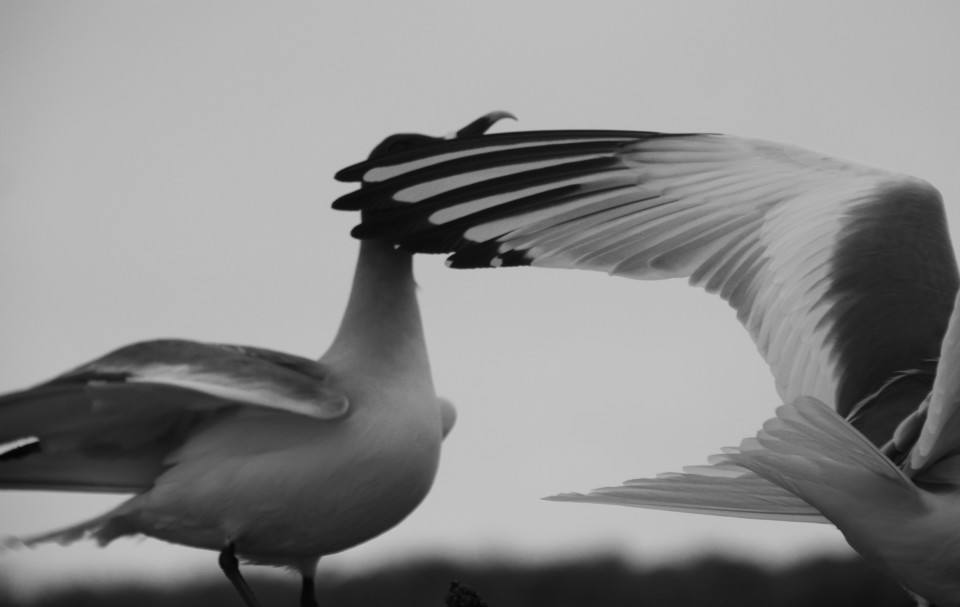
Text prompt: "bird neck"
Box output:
[[322, 238, 431, 378]]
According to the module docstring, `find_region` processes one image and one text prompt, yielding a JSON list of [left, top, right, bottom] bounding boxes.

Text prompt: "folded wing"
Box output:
[[0, 339, 349, 492]]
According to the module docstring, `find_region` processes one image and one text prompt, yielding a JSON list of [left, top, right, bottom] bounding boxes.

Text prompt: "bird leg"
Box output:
[[218, 543, 262, 607], [300, 574, 319, 607]]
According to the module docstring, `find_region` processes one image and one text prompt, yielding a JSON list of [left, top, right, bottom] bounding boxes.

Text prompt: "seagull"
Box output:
[[333, 116, 960, 605], [0, 113, 510, 607]]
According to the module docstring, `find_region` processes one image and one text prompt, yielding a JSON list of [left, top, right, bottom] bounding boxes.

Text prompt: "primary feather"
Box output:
[[336, 125, 959, 448]]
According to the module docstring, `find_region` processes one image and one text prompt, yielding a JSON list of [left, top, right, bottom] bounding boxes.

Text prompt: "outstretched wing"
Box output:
[[335, 126, 959, 444], [0, 339, 349, 492]]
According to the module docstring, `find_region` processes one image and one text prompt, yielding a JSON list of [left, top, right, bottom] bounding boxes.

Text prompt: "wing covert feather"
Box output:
[[0, 339, 349, 492]]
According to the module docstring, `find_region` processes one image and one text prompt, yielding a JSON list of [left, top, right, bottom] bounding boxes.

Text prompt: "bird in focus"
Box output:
[[0, 114, 515, 607], [334, 115, 960, 605]]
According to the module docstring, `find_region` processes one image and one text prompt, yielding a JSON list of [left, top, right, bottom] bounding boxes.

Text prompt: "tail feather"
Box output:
[[547, 397, 917, 525], [727, 397, 919, 517], [3, 502, 135, 551], [547, 465, 825, 523], [545, 474, 827, 523]]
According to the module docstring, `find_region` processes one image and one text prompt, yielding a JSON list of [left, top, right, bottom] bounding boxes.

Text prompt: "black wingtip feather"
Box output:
[[341, 153, 625, 217], [332, 188, 370, 211], [334, 128, 657, 185], [351, 180, 591, 248], [337, 139, 633, 213], [334, 163, 366, 183], [446, 243, 534, 269], [352, 220, 473, 254]]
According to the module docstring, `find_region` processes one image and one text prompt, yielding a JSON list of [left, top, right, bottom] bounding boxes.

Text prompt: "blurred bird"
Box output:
[[334, 116, 960, 605], [0, 113, 513, 607]]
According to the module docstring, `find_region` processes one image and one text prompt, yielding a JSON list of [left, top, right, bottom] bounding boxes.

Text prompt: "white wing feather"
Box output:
[[337, 129, 957, 445]]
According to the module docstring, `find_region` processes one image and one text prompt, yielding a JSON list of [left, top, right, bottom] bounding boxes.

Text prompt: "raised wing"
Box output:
[[0, 339, 348, 491], [335, 125, 959, 445]]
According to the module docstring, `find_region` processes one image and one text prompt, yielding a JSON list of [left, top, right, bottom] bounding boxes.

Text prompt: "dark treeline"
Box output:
[[1, 555, 914, 607]]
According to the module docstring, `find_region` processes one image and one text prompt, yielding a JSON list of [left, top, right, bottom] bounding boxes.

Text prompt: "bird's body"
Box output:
[[334, 115, 960, 605], [0, 238, 452, 604], [83, 391, 440, 570], [0, 111, 525, 604]]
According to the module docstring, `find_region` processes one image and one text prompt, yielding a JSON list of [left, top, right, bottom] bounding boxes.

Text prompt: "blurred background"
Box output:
[[1, 2, 957, 605]]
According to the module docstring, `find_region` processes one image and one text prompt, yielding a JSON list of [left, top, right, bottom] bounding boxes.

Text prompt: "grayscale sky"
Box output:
[[1, 0, 959, 592]]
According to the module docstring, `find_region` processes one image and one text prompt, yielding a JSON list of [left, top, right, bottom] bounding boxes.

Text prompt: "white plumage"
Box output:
[[1, 241, 449, 607]]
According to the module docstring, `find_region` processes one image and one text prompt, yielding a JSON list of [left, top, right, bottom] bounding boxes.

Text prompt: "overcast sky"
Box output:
[[2, 0, 959, 594]]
